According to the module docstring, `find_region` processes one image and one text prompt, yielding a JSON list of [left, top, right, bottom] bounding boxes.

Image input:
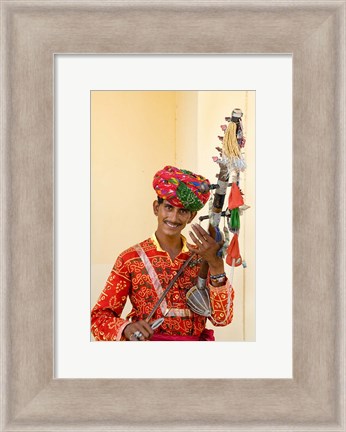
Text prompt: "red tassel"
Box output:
[[228, 182, 244, 210], [226, 233, 242, 267]]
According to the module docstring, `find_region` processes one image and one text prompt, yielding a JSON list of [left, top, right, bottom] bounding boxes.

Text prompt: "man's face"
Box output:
[[153, 200, 196, 237]]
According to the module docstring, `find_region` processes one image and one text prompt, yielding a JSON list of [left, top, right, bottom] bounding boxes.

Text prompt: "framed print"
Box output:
[[1, 1, 345, 431], [55, 56, 292, 379]]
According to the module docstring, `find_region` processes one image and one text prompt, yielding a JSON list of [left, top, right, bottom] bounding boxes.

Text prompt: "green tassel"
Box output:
[[230, 208, 240, 230]]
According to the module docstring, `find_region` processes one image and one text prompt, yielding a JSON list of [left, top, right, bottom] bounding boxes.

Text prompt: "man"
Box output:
[[91, 166, 234, 341]]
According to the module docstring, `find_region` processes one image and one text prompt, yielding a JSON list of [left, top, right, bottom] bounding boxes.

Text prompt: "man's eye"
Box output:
[[179, 209, 188, 214]]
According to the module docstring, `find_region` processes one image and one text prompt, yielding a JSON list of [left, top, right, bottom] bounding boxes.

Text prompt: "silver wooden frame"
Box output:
[[1, 1, 345, 431]]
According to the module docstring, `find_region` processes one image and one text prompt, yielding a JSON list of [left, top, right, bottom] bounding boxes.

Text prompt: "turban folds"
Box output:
[[153, 166, 210, 212]]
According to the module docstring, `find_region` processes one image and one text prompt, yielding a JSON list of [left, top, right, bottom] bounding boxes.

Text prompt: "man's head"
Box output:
[[152, 165, 210, 212], [152, 166, 210, 237]]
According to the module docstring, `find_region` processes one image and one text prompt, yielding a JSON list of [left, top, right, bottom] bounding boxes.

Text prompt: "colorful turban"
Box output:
[[153, 166, 210, 212]]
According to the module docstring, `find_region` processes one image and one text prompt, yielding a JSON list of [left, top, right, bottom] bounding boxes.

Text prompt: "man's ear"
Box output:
[[153, 200, 160, 216], [188, 211, 197, 223]]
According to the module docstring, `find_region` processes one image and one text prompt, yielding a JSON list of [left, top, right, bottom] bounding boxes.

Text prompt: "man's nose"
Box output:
[[170, 208, 180, 222]]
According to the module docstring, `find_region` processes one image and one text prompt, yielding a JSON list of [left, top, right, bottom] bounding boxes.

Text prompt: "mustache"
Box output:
[[164, 220, 182, 226]]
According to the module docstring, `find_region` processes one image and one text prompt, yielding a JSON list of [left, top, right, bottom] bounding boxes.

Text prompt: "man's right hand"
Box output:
[[123, 320, 154, 341]]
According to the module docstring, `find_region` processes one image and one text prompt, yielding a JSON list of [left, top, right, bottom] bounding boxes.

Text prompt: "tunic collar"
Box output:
[[151, 233, 189, 254]]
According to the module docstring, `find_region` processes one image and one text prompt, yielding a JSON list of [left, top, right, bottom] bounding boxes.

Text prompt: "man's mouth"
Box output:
[[164, 221, 181, 229]]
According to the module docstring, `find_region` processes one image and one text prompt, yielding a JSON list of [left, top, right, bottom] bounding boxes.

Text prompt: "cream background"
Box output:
[[91, 90, 255, 341]]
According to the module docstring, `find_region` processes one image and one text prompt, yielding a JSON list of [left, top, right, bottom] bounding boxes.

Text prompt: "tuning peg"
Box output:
[[232, 108, 243, 118]]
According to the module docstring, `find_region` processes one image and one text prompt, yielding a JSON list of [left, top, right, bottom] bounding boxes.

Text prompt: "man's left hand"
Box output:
[[187, 224, 224, 273]]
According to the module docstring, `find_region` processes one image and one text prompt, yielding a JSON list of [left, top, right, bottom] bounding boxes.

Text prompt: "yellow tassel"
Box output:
[[222, 122, 241, 159]]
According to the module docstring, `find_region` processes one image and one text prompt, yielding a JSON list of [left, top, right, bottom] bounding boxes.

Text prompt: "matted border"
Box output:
[[1, 1, 345, 431]]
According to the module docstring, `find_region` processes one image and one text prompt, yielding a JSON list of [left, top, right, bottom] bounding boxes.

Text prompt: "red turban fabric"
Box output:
[[153, 166, 210, 211]]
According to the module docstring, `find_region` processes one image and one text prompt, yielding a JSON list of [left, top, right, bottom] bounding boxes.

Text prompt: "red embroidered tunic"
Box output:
[[91, 235, 234, 341]]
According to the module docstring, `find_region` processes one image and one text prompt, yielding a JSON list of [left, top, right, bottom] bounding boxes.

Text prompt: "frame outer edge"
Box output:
[[1, 1, 345, 431], [1, 0, 54, 426], [1, 2, 11, 430], [336, 3, 346, 430]]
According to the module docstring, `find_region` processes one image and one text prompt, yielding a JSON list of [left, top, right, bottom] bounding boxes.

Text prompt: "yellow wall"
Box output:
[[91, 91, 255, 341], [91, 91, 176, 265]]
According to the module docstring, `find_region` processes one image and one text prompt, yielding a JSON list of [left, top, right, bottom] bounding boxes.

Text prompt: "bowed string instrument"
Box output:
[[185, 108, 249, 318], [145, 107, 249, 327]]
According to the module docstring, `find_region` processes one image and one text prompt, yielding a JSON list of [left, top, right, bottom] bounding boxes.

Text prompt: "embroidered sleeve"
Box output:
[[208, 279, 234, 326], [91, 255, 131, 341]]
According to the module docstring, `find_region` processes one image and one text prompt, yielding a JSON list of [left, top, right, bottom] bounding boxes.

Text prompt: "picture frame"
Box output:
[[1, 1, 345, 431]]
